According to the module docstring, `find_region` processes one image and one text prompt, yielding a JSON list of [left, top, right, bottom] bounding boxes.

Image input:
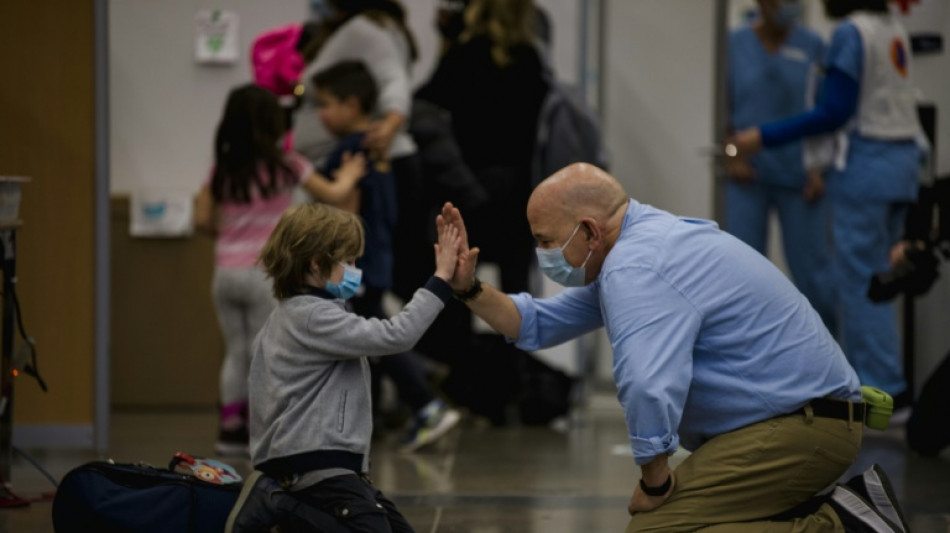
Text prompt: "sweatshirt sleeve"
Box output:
[[304, 277, 452, 358], [759, 67, 858, 147], [309, 17, 411, 116]]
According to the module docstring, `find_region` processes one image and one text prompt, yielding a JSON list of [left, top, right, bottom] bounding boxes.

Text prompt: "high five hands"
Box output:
[[435, 202, 481, 292]]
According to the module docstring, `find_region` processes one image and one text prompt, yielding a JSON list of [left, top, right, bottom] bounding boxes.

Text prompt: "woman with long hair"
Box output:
[[417, 0, 548, 295]]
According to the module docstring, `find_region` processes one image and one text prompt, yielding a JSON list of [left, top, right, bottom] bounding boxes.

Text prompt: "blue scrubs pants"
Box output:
[[832, 197, 907, 396], [726, 180, 836, 332]]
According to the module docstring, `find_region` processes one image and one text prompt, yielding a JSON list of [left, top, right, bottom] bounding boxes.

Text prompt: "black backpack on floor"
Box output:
[[906, 350, 950, 457], [52, 459, 241, 533]]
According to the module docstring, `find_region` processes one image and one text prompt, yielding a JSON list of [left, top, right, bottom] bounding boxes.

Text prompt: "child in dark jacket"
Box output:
[[313, 61, 461, 452]]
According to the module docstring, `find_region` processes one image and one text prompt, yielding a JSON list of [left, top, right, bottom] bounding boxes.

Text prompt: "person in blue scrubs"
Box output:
[[732, 0, 921, 406], [727, 0, 836, 331], [435, 165, 906, 531]]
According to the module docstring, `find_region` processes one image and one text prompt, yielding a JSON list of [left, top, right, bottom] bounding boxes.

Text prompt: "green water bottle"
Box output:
[[861, 385, 894, 430]]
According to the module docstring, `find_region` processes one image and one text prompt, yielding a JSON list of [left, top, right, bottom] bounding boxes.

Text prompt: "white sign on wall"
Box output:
[[195, 9, 239, 64], [130, 195, 194, 238]]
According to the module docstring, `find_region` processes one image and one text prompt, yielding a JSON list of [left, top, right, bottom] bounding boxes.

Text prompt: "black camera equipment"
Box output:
[[868, 177, 950, 303]]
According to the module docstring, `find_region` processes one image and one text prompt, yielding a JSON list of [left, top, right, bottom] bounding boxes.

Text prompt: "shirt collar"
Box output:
[[302, 285, 335, 300]]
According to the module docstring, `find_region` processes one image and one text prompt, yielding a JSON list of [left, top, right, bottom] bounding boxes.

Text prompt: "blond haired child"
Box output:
[[226, 203, 460, 533]]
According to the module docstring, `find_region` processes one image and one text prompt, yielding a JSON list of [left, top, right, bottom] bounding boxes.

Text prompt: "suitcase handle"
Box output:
[[168, 451, 196, 471]]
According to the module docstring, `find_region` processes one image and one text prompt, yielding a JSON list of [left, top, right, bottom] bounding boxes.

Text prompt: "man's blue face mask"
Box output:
[[326, 263, 362, 300], [535, 223, 592, 287]]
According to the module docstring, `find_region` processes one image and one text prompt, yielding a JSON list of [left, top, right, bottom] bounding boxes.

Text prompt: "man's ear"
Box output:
[[581, 217, 601, 246]]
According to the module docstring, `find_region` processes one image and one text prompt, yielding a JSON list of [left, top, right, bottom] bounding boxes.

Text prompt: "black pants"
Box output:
[[391, 154, 431, 303], [467, 164, 534, 294], [290, 474, 414, 533]]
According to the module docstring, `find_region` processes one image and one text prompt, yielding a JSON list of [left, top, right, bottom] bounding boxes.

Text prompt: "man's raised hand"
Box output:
[[437, 202, 480, 293]]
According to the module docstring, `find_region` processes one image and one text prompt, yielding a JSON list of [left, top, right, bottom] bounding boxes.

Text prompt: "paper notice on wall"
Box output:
[[130, 195, 194, 238], [195, 9, 239, 64]]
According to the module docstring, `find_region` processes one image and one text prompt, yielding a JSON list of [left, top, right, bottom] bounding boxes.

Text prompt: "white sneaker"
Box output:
[[399, 400, 461, 453]]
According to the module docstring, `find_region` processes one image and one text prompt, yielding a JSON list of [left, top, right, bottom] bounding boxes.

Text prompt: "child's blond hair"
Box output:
[[259, 203, 365, 299]]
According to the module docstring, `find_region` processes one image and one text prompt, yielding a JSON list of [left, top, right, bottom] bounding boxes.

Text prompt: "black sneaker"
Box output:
[[225, 470, 279, 533], [829, 485, 902, 532], [845, 464, 910, 533]]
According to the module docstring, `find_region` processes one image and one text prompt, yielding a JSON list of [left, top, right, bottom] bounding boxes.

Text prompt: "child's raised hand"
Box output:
[[337, 152, 368, 184], [433, 222, 461, 283]]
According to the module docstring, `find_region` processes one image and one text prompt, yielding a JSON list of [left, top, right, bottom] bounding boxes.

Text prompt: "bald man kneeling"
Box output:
[[436, 163, 906, 532]]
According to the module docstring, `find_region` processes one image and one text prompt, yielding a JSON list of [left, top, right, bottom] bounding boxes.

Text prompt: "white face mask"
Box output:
[[535, 223, 592, 287]]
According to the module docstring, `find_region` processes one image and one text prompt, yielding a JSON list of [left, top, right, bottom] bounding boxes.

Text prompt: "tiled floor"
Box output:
[[3, 392, 950, 532]]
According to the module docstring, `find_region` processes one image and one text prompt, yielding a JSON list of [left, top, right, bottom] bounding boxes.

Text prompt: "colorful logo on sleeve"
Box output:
[[890, 38, 908, 77]]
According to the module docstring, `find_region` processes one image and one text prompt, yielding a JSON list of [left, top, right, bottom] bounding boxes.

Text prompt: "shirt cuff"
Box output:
[[509, 292, 540, 351], [630, 434, 679, 466], [423, 277, 453, 303]]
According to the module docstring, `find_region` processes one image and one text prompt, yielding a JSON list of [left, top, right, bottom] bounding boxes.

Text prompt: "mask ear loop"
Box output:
[[579, 249, 593, 269], [562, 223, 582, 249], [576, 221, 594, 269]]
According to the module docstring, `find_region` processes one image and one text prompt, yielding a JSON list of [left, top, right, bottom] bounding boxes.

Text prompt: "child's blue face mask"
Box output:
[[535, 223, 592, 287], [326, 263, 362, 300]]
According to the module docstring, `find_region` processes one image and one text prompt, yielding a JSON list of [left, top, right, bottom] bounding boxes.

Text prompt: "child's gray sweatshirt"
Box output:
[[248, 277, 453, 479]]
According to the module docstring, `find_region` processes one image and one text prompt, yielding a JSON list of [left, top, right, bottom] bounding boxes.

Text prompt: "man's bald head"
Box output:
[[526, 164, 629, 286], [528, 163, 628, 223]]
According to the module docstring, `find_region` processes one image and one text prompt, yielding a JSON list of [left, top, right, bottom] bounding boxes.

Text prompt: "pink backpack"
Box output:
[[251, 24, 305, 97]]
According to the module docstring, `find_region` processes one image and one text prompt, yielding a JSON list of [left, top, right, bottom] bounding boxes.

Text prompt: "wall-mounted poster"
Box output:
[[195, 9, 239, 64]]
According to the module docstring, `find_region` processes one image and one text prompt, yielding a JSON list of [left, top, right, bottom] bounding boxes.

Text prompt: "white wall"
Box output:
[[603, 0, 716, 219], [110, 0, 582, 196], [589, 0, 717, 382], [109, 1, 309, 195]]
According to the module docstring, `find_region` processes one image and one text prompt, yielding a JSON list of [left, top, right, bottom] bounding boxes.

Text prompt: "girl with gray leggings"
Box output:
[[196, 84, 366, 455]]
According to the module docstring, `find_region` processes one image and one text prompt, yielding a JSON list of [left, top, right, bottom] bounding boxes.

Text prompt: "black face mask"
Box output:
[[823, 0, 857, 19]]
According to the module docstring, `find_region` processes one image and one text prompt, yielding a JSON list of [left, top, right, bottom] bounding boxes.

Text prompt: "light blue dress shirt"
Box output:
[[510, 200, 861, 465]]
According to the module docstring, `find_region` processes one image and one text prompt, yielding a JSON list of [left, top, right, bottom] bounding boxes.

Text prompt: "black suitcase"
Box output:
[[52, 459, 241, 533]]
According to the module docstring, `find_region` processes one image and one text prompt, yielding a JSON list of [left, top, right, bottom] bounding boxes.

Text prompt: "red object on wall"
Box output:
[[892, 0, 920, 14]]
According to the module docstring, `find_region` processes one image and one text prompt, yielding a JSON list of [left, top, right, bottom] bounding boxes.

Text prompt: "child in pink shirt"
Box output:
[[195, 83, 365, 456]]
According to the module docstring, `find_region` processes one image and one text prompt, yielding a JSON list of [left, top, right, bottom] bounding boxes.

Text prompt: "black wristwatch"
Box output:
[[453, 278, 483, 302], [639, 474, 672, 497]]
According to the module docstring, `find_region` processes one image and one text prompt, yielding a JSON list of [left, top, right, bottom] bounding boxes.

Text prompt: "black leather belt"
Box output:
[[794, 397, 865, 423]]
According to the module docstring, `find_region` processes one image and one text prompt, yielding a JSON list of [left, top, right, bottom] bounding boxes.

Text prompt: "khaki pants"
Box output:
[[626, 409, 863, 533]]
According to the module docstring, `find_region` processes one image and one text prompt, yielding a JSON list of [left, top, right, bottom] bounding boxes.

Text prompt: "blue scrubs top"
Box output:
[[729, 26, 825, 188], [759, 22, 920, 203], [824, 22, 919, 203]]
